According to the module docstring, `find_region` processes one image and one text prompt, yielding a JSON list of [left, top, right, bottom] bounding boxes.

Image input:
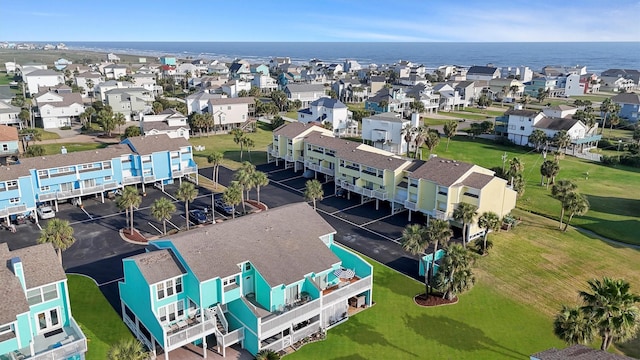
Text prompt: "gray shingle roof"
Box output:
[[0, 101, 20, 114], [505, 109, 539, 117], [611, 92, 640, 105], [17, 144, 131, 170], [164, 203, 340, 286], [130, 249, 186, 284], [0, 244, 29, 324], [273, 121, 323, 138], [24, 69, 60, 77], [142, 121, 189, 132], [285, 84, 325, 94], [365, 112, 406, 123], [9, 243, 67, 289], [124, 134, 191, 154], [310, 97, 347, 109], [208, 97, 255, 106], [0, 164, 32, 182], [467, 66, 498, 75], [36, 92, 83, 108], [460, 172, 494, 189], [534, 117, 580, 131], [409, 157, 474, 186]]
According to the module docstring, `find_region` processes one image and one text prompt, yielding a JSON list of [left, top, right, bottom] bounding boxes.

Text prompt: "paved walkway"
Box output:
[[575, 227, 640, 250]]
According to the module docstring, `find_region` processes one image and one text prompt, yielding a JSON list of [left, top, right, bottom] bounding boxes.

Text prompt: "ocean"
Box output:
[[63, 41, 640, 74]]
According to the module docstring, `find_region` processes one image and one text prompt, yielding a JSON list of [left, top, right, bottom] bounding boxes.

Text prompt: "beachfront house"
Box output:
[[186, 91, 226, 114], [251, 75, 278, 94], [118, 202, 374, 359], [221, 80, 251, 98], [365, 87, 412, 115], [0, 242, 88, 360], [465, 66, 500, 81]]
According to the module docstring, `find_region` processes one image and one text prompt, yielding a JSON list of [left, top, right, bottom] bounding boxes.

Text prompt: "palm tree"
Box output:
[[508, 157, 524, 181], [251, 171, 269, 204], [117, 186, 141, 235], [85, 79, 94, 103], [113, 112, 126, 134], [562, 192, 590, 232], [554, 305, 595, 345], [551, 180, 578, 229], [223, 181, 243, 219], [423, 130, 440, 155], [401, 124, 414, 156], [235, 162, 256, 212], [413, 126, 428, 159], [599, 98, 615, 134], [443, 120, 458, 151], [553, 130, 571, 153], [230, 128, 245, 159], [528, 129, 547, 151], [37, 219, 75, 264], [540, 159, 560, 188], [425, 219, 453, 294], [304, 179, 324, 210], [434, 243, 476, 300], [477, 211, 500, 255], [151, 197, 176, 235], [401, 224, 429, 295], [243, 137, 255, 162], [107, 338, 149, 360], [608, 112, 621, 138], [175, 182, 198, 230], [509, 85, 520, 98], [410, 99, 425, 114], [452, 202, 478, 248], [255, 349, 281, 360], [579, 277, 640, 350], [207, 152, 223, 189], [519, 94, 532, 107]]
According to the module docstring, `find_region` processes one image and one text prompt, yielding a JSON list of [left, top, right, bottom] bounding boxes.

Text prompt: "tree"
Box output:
[[554, 305, 596, 346], [249, 86, 260, 97], [175, 181, 198, 230], [633, 125, 640, 146], [270, 90, 288, 111], [553, 130, 571, 153], [443, 120, 457, 151], [410, 99, 425, 114], [540, 159, 560, 188], [401, 224, 429, 295], [599, 98, 615, 134], [230, 128, 246, 160], [151, 197, 176, 235], [152, 101, 164, 114], [378, 100, 389, 111], [19, 128, 41, 150], [238, 89, 249, 97], [434, 243, 476, 300], [401, 124, 414, 156], [423, 130, 440, 155], [38, 219, 75, 264], [304, 179, 324, 210], [18, 109, 30, 128], [97, 107, 116, 137], [122, 125, 141, 139], [80, 107, 95, 128], [508, 157, 524, 183], [235, 161, 256, 212], [207, 152, 223, 189], [251, 171, 269, 204], [270, 115, 285, 130], [519, 94, 532, 107], [452, 202, 477, 248], [536, 88, 550, 103], [425, 219, 453, 294], [562, 192, 590, 232], [412, 126, 428, 159], [551, 180, 578, 229], [85, 79, 94, 103], [509, 85, 520, 97], [223, 181, 243, 219], [117, 186, 141, 235], [255, 349, 281, 360], [326, 89, 338, 99], [477, 94, 492, 108], [529, 129, 548, 151], [25, 145, 45, 157], [243, 137, 255, 162], [107, 338, 149, 360], [477, 211, 500, 255], [579, 277, 640, 350], [608, 112, 620, 138]]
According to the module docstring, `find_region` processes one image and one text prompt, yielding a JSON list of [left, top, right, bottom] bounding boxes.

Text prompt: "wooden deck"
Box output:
[[322, 276, 361, 295]]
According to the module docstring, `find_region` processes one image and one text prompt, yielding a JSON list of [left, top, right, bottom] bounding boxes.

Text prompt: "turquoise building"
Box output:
[[119, 203, 373, 359], [0, 243, 87, 359], [0, 134, 197, 225]]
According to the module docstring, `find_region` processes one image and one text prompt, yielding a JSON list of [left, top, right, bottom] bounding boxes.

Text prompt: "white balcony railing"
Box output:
[[221, 328, 244, 347], [123, 176, 143, 185], [260, 337, 284, 352], [260, 299, 321, 336], [31, 318, 87, 360], [284, 154, 294, 162], [292, 321, 321, 343], [372, 190, 388, 200], [319, 166, 334, 176], [166, 312, 217, 349], [404, 200, 418, 211], [323, 276, 373, 306], [143, 175, 156, 183]]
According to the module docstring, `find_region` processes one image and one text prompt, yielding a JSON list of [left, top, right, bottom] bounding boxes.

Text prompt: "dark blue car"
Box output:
[[189, 209, 207, 225]]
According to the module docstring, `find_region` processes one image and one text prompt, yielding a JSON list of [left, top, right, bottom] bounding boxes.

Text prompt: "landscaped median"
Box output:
[[67, 274, 136, 360]]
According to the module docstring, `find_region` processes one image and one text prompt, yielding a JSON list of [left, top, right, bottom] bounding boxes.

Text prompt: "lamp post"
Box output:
[[618, 140, 622, 152]]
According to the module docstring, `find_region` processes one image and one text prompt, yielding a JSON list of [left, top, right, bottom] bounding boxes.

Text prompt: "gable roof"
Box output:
[[310, 97, 347, 109], [123, 134, 191, 154], [17, 144, 131, 170], [409, 157, 475, 186], [207, 97, 254, 106], [534, 117, 581, 131], [365, 112, 406, 123], [0, 125, 18, 141], [548, 104, 576, 111], [0, 244, 29, 324], [24, 69, 60, 77], [130, 249, 186, 284], [611, 92, 640, 105], [0, 101, 20, 114], [467, 66, 498, 75], [36, 92, 83, 108], [460, 172, 494, 189], [9, 243, 67, 289], [505, 108, 540, 117], [166, 203, 339, 286], [273, 121, 325, 138], [285, 83, 325, 94]]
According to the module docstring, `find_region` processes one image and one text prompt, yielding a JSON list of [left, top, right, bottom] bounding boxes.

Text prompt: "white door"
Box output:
[[244, 275, 254, 296], [36, 308, 60, 333]]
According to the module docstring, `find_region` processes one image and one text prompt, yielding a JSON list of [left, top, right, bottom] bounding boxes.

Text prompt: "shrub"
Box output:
[[619, 154, 640, 167], [597, 139, 614, 150], [60, 126, 72, 130], [601, 155, 620, 165]]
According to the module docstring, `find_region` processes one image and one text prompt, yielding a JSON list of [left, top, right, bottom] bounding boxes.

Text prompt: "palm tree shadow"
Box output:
[[403, 313, 529, 359]]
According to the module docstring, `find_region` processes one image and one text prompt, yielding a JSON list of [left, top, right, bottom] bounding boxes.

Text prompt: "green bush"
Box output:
[[601, 155, 620, 165], [60, 126, 72, 130]]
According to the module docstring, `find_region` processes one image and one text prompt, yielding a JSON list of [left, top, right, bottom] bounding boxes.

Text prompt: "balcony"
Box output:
[[165, 308, 218, 349], [284, 154, 294, 162], [260, 298, 321, 336], [143, 175, 156, 183], [404, 200, 418, 211], [322, 276, 372, 305], [123, 176, 143, 185], [433, 209, 448, 220], [372, 190, 388, 201], [0, 204, 27, 217], [30, 317, 87, 360], [55, 188, 83, 200], [172, 166, 197, 178]]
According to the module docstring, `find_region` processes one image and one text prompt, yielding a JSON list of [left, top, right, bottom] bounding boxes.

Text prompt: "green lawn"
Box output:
[[425, 136, 640, 245], [39, 142, 107, 155], [0, 74, 13, 85], [571, 94, 614, 103], [67, 275, 135, 360], [189, 122, 274, 170], [600, 128, 635, 141], [442, 112, 490, 121], [423, 117, 451, 126], [457, 107, 507, 117], [26, 128, 61, 141]]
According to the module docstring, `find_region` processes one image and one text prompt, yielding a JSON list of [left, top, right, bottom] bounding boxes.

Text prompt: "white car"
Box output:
[[37, 206, 55, 219]]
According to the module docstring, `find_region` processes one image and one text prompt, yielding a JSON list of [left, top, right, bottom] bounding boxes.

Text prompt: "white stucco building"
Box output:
[[297, 97, 355, 137]]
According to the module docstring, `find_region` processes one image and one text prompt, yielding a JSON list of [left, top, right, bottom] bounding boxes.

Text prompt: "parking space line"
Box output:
[[166, 219, 180, 231], [98, 277, 124, 287], [316, 207, 394, 242], [266, 168, 290, 174], [361, 211, 406, 227], [148, 222, 163, 235], [269, 179, 303, 194], [81, 207, 94, 220], [331, 203, 365, 215]]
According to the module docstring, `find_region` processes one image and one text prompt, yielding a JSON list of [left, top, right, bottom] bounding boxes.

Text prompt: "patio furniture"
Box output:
[[177, 320, 188, 329]]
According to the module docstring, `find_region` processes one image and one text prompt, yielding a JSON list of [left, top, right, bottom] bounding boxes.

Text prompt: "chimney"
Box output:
[[411, 112, 420, 128], [9, 257, 26, 290]]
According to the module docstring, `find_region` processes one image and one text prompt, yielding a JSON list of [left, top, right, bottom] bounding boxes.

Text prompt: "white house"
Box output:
[[207, 97, 254, 132], [186, 91, 227, 114], [221, 80, 251, 98], [361, 112, 413, 154], [75, 72, 104, 97], [95, 80, 136, 101], [131, 73, 162, 96], [103, 64, 129, 79], [433, 83, 464, 111], [107, 53, 121, 62], [35, 91, 85, 129], [270, 57, 291, 71], [207, 62, 229, 76], [563, 74, 584, 96], [251, 75, 278, 93], [466, 66, 500, 81], [140, 109, 190, 139], [23, 69, 63, 95], [542, 105, 577, 119], [505, 107, 546, 146], [297, 97, 355, 137], [284, 84, 326, 107], [0, 101, 21, 126]]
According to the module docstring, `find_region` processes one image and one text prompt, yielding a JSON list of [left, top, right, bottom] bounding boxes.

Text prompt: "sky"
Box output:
[[2, 0, 639, 42]]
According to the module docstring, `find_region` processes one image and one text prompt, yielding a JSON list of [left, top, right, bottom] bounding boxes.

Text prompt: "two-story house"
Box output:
[[104, 88, 154, 121], [186, 91, 226, 115], [74, 72, 103, 98], [0, 101, 21, 127], [465, 66, 500, 81], [364, 87, 412, 115], [34, 91, 84, 129], [119, 203, 373, 359], [611, 93, 640, 123], [0, 125, 19, 165], [221, 80, 251, 98], [0, 243, 88, 360], [283, 84, 325, 108], [22, 70, 63, 96], [361, 112, 411, 155], [207, 97, 255, 132], [140, 109, 190, 140], [268, 122, 333, 172], [103, 64, 129, 79], [297, 98, 355, 137], [251, 75, 278, 94]]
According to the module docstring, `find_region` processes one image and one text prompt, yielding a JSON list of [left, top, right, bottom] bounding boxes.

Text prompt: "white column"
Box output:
[[54, 199, 59, 212], [202, 336, 207, 358]]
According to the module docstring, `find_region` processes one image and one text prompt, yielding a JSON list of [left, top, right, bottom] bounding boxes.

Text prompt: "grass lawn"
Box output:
[[442, 112, 490, 121], [425, 136, 640, 245], [600, 128, 635, 141], [423, 117, 451, 126], [39, 142, 107, 155], [25, 128, 61, 141], [457, 107, 507, 117], [0, 74, 13, 85], [189, 122, 274, 170], [67, 275, 135, 360], [571, 94, 614, 103]]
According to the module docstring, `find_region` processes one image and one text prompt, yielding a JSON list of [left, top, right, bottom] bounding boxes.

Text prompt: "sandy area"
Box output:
[[0, 49, 148, 69]]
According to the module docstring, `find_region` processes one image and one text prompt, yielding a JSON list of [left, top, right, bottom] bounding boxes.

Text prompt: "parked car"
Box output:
[[37, 206, 55, 219], [10, 214, 27, 225], [188, 209, 207, 225], [214, 194, 235, 215], [335, 188, 348, 198]]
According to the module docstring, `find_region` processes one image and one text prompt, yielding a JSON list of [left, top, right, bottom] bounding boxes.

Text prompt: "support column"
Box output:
[[141, 182, 146, 194], [54, 199, 59, 212], [408, 210, 412, 222], [101, 192, 104, 203], [202, 336, 207, 358], [375, 199, 379, 210]]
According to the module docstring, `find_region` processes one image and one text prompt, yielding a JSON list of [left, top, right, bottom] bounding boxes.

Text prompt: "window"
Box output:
[[105, 176, 112, 181], [245, 263, 251, 271], [176, 277, 182, 293], [36, 309, 60, 333], [2, 144, 7, 151], [80, 164, 94, 170], [0, 324, 12, 336], [9, 198, 19, 204], [463, 192, 479, 198], [157, 282, 165, 299], [102, 161, 112, 169], [7, 181, 17, 190], [38, 170, 48, 177], [27, 284, 59, 306], [157, 278, 182, 299], [520, 126, 525, 131], [40, 186, 50, 191], [223, 277, 236, 287]]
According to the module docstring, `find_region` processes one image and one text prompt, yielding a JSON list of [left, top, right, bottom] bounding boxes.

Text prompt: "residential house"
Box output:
[[300, 69, 327, 84], [4, 62, 17, 73], [119, 202, 373, 358], [34, 90, 84, 129], [542, 65, 587, 77], [0, 125, 19, 164], [0, 242, 88, 360], [268, 123, 517, 241], [331, 79, 368, 103], [530, 344, 634, 360], [398, 75, 429, 87], [104, 88, 154, 121], [131, 73, 162, 96], [524, 77, 564, 97], [611, 93, 640, 123], [0, 135, 197, 221], [176, 63, 198, 79], [600, 76, 636, 92], [433, 83, 464, 111], [343, 60, 362, 73], [250, 64, 270, 77], [251, 75, 278, 94], [103, 64, 129, 80], [364, 87, 412, 115], [579, 73, 600, 94], [0, 101, 21, 127], [361, 112, 412, 155], [229, 60, 251, 79], [95, 80, 136, 102], [186, 91, 226, 114], [22, 70, 63, 96], [207, 97, 255, 132], [601, 69, 640, 86], [0, 87, 14, 104], [221, 80, 251, 98], [487, 78, 524, 100], [53, 58, 71, 71], [405, 84, 439, 113], [140, 109, 190, 140], [107, 53, 121, 62], [160, 57, 177, 66], [74, 72, 103, 97], [500, 66, 533, 83], [542, 105, 577, 119], [452, 81, 480, 107], [298, 97, 355, 137], [207, 62, 229, 76], [190, 59, 209, 74], [269, 57, 291, 72], [284, 84, 325, 108], [369, 76, 386, 95], [160, 65, 177, 78], [465, 66, 500, 81]]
